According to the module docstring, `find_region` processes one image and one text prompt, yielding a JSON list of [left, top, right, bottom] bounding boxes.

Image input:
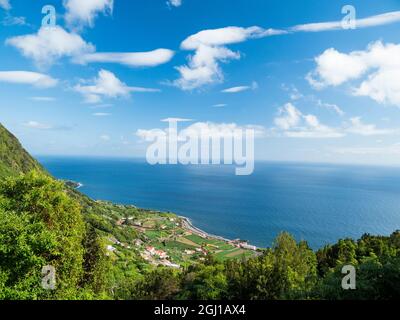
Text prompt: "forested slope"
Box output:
[[0, 124, 44, 178]]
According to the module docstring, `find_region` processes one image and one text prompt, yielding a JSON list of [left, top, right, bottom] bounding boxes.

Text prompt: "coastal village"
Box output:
[[101, 202, 259, 268]]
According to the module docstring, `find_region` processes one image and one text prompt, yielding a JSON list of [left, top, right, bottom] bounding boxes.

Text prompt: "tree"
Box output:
[[122, 267, 181, 300], [180, 263, 227, 300], [0, 171, 86, 299], [0, 209, 56, 299]]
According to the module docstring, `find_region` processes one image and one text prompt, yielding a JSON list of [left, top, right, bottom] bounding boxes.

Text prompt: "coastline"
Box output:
[[179, 215, 259, 250]]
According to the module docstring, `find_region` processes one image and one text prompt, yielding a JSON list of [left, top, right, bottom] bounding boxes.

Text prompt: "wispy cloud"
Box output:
[[2, 14, 28, 26], [0, 71, 58, 88], [345, 117, 395, 136], [100, 134, 111, 141], [76, 49, 175, 68], [89, 103, 113, 109], [23, 121, 72, 131], [292, 11, 400, 32], [167, 0, 182, 8], [24, 121, 53, 130], [316, 100, 345, 116], [273, 103, 344, 139], [29, 96, 56, 102], [137, 121, 265, 141], [281, 85, 345, 116], [161, 118, 193, 123], [332, 144, 400, 156], [222, 82, 258, 93], [273, 103, 395, 139], [93, 112, 111, 117]]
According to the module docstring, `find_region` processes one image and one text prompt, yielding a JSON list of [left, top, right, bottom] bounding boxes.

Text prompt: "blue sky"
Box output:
[[1, 0, 400, 165]]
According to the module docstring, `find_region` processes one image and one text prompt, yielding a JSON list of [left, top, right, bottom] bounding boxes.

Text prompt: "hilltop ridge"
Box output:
[[0, 123, 45, 177]]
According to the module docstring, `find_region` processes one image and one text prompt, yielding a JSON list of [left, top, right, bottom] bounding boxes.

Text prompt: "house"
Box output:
[[155, 250, 168, 259], [116, 219, 126, 226], [145, 246, 168, 259], [135, 239, 144, 247], [162, 261, 181, 269], [146, 246, 156, 255], [106, 245, 116, 252], [195, 247, 208, 255], [238, 242, 257, 251]]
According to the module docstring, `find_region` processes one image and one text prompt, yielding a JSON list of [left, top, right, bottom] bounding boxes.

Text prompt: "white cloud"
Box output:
[[354, 68, 400, 106], [345, 117, 394, 136], [180, 26, 283, 50], [137, 122, 265, 141], [292, 11, 400, 32], [213, 104, 227, 108], [281, 84, 305, 101], [289, 88, 303, 101], [222, 86, 250, 93], [24, 121, 53, 130], [75, 49, 175, 67], [273, 103, 395, 138], [173, 45, 240, 90], [89, 103, 113, 109], [273, 103, 344, 139], [167, 0, 182, 7], [274, 103, 302, 131], [23, 121, 72, 131], [307, 48, 368, 88], [30, 96, 56, 102], [161, 118, 193, 123], [316, 100, 345, 116], [100, 134, 111, 141], [0, 0, 11, 10], [222, 82, 258, 93], [136, 128, 166, 141], [93, 113, 111, 117], [2, 15, 27, 26], [7, 26, 174, 70], [308, 41, 400, 107], [6, 26, 95, 68], [74, 69, 159, 103], [332, 144, 400, 156], [0, 71, 58, 88], [180, 122, 265, 139], [63, 0, 113, 29], [173, 26, 285, 90], [169, 10, 400, 90]]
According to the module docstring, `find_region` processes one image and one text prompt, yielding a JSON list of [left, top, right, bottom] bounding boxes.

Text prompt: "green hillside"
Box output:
[[0, 123, 44, 178]]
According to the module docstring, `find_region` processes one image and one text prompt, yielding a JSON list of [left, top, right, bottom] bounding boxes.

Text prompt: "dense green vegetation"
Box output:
[[0, 172, 111, 299], [0, 123, 399, 300], [114, 232, 400, 300], [0, 124, 44, 178]]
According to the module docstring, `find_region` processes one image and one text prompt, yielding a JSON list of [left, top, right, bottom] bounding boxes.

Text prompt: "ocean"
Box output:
[[38, 156, 400, 249]]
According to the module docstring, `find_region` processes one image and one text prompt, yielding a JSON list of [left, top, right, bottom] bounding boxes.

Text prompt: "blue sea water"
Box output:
[[38, 156, 400, 249]]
